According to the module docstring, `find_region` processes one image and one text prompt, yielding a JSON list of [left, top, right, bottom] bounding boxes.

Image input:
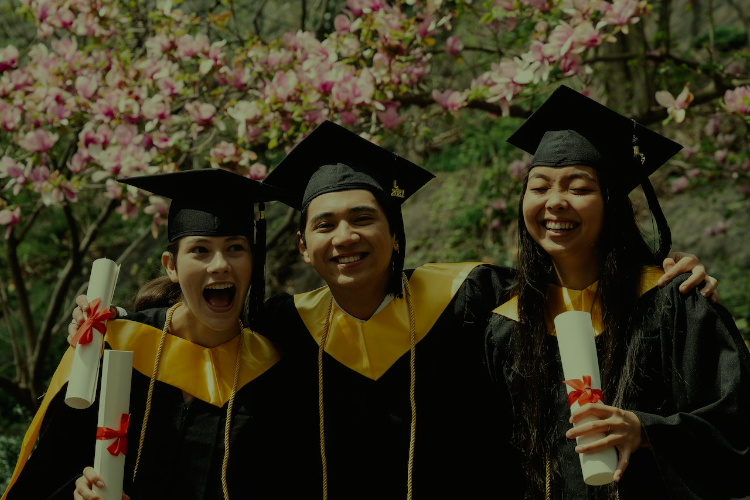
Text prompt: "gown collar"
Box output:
[[493, 266, 664, 336]]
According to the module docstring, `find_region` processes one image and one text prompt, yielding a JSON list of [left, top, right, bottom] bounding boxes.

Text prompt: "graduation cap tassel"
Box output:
[[639, 178, 672, 262], [249, 202, 267, 329], [633, 131, 672, 262]]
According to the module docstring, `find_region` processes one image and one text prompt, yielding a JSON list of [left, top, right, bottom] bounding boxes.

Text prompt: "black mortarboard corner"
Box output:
[[264, 120, 435, 297], [507, 85, 683, 260], [119, 168, 289, 327]]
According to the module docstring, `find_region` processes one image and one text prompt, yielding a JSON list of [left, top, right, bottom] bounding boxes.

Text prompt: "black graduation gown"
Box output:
[[483, 273, 750, 499], [4, 308, 308, 500], [262, 263, 517, 500]]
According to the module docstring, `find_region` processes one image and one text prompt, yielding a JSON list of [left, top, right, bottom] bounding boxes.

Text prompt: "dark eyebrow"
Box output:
[[308, 205, 380, 226], [528, 171, 597, 182]]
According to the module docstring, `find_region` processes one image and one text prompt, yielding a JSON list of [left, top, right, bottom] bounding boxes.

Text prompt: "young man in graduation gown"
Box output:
[[260, 121, 717, 500], [262, 121, 517, 500], [3, 170, 311, 500]]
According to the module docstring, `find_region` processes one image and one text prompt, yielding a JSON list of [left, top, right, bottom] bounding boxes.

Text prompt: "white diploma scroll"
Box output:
[[554, 311, 617, 486], [65, 258, 120, 409], [93, 350, 133, 500]]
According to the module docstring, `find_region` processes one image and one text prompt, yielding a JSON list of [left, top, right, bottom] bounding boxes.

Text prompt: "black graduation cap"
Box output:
[[119, 168, 286, 242], [507, 85, 682, 260], [263, 120, 435, 211], [507, 85, 682, 194]]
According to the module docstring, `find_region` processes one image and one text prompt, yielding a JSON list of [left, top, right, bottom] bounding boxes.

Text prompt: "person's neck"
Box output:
[[328, 276, 390, 321], [169, 305, 239, 348], [550, 257, 600, 291]]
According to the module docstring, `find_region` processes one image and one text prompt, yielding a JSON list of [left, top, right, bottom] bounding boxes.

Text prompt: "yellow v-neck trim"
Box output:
[[492, 266, 664, 336], [106, 319, 280, 406], [2, 319, 280, 500], [294, 262, 483, 380]]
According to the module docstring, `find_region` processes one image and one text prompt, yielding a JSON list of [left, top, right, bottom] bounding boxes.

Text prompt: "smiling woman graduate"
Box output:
[[2, 169, 309, 500], [483, 86, 750, 499], [261, 122, 517, 500]]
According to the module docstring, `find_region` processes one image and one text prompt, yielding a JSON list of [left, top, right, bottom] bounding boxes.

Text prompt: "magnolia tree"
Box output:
[[0, 0, 748, 411]]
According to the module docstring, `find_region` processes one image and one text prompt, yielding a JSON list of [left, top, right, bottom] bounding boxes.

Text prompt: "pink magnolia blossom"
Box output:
[[67, 150, 87, 173], [176, 34, 209, 60], [104, 179, 123, 200], [246, 162, 268, 180], [185, 101, 216, 126], [209, 141, 240, 167], [141, 94, 171, 121], [17, 129, 59, 153], [714, 149, 728, 164], [376, 103, 407, 130], [602, 0, 640, 25], [432, 89, 466, 113], [508, 158, 529, 180], [491, 199, 507, 212], [681, 145, 699, 159], [670, 175, 689, 193], [116, 199, 139, 219], [113, 124, 139, 146], [0, 206, 21, 239], [269, 70, 298, 102], [724, 86, 750, 115], [0, 45, 19, 73], [334, 14, 353, 33], [157, 77, 184, 97], [0, 105, 21, 131], [704, 115, 722, 136], [144, 195, 169, 238], [346, 0, 386, 16], [655, 83, 694, 123], [489, 219, 502, 231], [445, 36, 464, 56], [75, 74, 99, 100]]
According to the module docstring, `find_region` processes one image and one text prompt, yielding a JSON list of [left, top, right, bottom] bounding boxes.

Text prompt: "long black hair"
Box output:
[[511, 167, 660, 498]]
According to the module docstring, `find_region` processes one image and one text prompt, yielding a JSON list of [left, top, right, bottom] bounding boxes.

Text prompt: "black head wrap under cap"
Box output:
[[119, 168, 290, 328], [507, 85, 683, 260], [264, 120, 435, 211]]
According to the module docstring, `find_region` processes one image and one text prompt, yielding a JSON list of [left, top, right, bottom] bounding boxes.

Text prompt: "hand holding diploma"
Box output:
[[65, 258, 120, 409], [566, 403, 648, 482], [74, 467, 130, 500]]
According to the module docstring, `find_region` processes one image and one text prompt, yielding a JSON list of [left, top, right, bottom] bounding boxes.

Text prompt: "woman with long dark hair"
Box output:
[[3, 169, 312, 500], [484, 86, 750, 499]]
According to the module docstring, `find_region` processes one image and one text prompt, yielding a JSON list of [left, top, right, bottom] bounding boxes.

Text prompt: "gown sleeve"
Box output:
[[634, 276, 750, 499]]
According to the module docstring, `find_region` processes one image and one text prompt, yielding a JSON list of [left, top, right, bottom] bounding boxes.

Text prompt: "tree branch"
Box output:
[[0, 272, 24, 383], [79, 199, 118, 255], [5, 233, 36, 363], [16, 200, 44, 243], [313, 0, 331, 38], [301, 0, 307, 31], [32, 199, 118, 388], [393, 94, 531, 119], [253, 0, 271, 41]]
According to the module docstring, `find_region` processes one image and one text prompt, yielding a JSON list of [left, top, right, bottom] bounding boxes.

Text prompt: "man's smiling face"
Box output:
[[298, 189, 397, 298]]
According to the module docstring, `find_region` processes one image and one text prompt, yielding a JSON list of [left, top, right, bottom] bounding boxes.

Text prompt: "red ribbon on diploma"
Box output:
[[563, 375, 603, 407], [71, 298, 113, 346], [96, 413, 130, 457]]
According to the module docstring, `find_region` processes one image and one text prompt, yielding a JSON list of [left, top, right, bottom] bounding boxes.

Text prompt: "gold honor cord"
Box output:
[[132, 302, 244, 500], [317, 273, 417, 500]]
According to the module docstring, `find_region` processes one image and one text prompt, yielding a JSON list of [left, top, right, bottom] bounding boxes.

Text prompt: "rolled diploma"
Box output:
[[93, 350, 133, 499], [65, 258, 120, 409], [554, 310, 617, 486]]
